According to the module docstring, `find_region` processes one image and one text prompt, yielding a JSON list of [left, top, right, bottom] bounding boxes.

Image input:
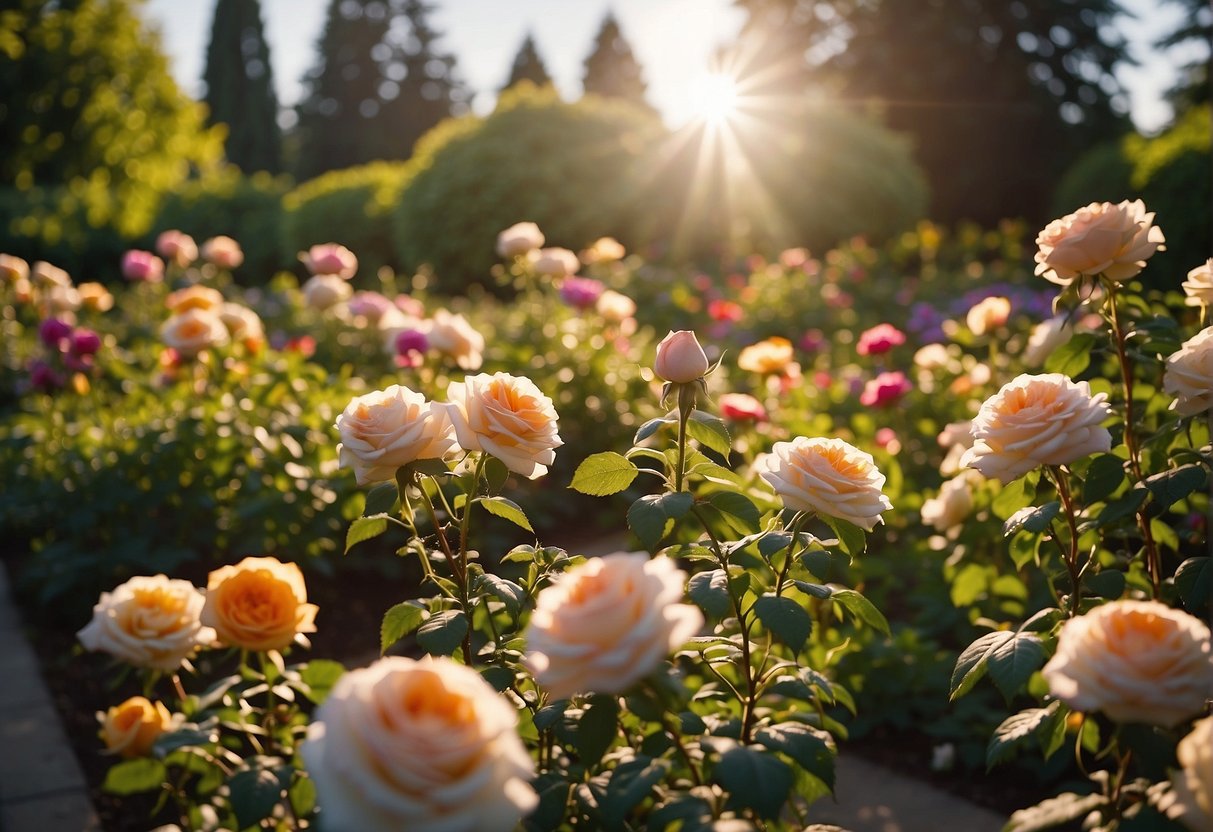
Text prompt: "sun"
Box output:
[[690, 72, 741, 125]]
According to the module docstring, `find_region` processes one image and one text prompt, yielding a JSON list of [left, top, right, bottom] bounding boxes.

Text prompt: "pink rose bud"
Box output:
[[654, 330, 709, 383], [300, 243, 358, 280], [70, 328, 102, 356], [121, 249, 165, 283], [155, 230, 198, 267], [860, 371, 914, 408], [394, 328, 429, 368], [39, 317, 73, 349], [857, 323, 906, 356], [559, 276, 605, 310]]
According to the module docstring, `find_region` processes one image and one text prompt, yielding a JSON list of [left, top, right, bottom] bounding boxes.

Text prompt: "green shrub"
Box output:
[[394, 85, 666, 293], [0, 186, 128, 281], [283, 161, 413, 286]]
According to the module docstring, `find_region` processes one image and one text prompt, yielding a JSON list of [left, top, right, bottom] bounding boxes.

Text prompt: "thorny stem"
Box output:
[[775, 513, 810, 597], [662, 714, 704, 786], [418, 476, 474, 665], [1047, 466, 1083, 617]]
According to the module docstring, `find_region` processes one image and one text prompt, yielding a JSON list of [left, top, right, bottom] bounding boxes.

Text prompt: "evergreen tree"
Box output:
[[203, 0, 282, 174], [1156, 0, 1212, 114], [502, 33, 552, 91], [582, 12, 651, 111]]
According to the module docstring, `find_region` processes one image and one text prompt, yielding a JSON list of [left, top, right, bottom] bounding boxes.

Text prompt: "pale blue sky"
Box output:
[[145, 0, 1197, 133]]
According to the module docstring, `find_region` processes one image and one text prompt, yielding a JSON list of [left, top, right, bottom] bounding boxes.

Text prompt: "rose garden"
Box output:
[[1, 2, 1211, 831]]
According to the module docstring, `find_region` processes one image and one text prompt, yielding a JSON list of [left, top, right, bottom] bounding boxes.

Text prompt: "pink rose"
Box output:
[[860, 371, 913, 407], [719, 392, 767, 422], [654, 330, 709, 383], [121, 250, 164, 283], [155, 230, 198, 267], [300, 243, 358, 280], [857, 323, 906, 356]]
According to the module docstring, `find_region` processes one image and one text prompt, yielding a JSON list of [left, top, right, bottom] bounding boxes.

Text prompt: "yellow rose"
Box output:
[[160, 309, 230, 357], [444, 372, 562, 479], [1034, 199, 1165, 286], [525, 553, 703, 699], [496, 222, 545, 259], [760, 437, 892, 530], [1166, 716, 1213, 832], [101, 696, 172, 758], [738, 336, 794, 375], [165, 285, 224, 314], [336, 385, 457, 486], [1182, 259, 1213, 309], [1042, 600, 1213, 727], [201, 556, 318, 652], [961, 373, 1111, 484], [302, 656, 536, 832], [78, 575, 214, 671], [1164, 327, 1213, 416]]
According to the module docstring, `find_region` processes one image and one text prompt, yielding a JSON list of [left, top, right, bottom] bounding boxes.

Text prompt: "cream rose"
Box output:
[[302, 274, 353, 310], [738, 337, 795, 375], [965, 296, 1011, 335], [654, 330, 709, 383], [101, 697, 173, 758], [444, 373, 562, 479], [301, 243, 358, 280], [496, 222, 545, 259], [596, 289, 636, 322], [1165, 327, 1213, 416], [161, 309, 230, 357], [32, 260, 70, 287], [336, 385, 457, 485], [201, 235, 244, 269], [303, 656, 537, 832], [166, 285, 224, 314], [760, 437, 892, 530], [1034, 199, 1165, 286], [201, 556, 318, 652], [961, 373, 1111, 484], [77, 282, 115, 312], [1022, 315, 1072, 367], [525, 553, 703, 699], [0, 254, 29, 282], [920, 473, 976, 533], [217, 302, 264, 343], [531, 247, 579, 278], [424, 309, 485, 371], [1042, 600, 1213, 727], [1182, 259, 1213, 309], [580, 236, 626, 264], [156, 230, 198, 267], [78, 575, 214, 671], [45, 284, 81, 314], [1167, 716, 1213, 832], [914, 343, 954, 371]]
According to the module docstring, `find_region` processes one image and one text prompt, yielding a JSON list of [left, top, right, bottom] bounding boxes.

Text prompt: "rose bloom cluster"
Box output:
[[160, 281, 264, 360], [30, 316, 103, 393]]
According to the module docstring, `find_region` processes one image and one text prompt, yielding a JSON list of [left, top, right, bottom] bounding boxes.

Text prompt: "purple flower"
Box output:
[[70, 328, 102, 356], [559, 276, 605, 310], [39, 317, 73, 350]]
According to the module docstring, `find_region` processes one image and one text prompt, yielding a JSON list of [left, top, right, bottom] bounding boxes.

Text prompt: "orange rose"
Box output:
[[201, 556, 318, 651], [102, 696, 172, 758]]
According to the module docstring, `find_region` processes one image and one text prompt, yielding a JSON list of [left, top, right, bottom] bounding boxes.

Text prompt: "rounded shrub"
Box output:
[[0, 187, 128, 282]]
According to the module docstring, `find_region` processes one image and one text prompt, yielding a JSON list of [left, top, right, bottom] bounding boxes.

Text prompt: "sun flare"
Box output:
[[690, 72, 741, 125]]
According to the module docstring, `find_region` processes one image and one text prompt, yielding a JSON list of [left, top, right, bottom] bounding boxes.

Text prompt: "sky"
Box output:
[[144, 0, 1199, 134]]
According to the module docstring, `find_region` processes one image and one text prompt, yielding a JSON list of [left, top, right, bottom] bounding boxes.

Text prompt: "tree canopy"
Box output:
[[502, 32, 552, 92], [582, 12, 652, 112]]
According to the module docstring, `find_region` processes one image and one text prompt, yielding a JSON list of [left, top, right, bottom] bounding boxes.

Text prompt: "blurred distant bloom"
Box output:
[[921, 474, 975, 533], [860, 371, 913, 408], [39, 317, 73, 349], [813, 370, 832, 390], [70, 328, 102, 357], [596, 289, 636, 323], [761, 436, 891, 530], [496, 222, 545, 259], [914, 343, 952, 371], [424, 309, 484, 371], [201, 235, 244, 269], [0, 254, 29, 282], [166, 285, 223, 314], [738, 336, 794, 375], [32, 260, 71, 288], [937, 420, 975, 451], [45, 284, 81, 314], [217, 302, 264, 344], [1164, 327, 1213, 416], [155, 230, 198, 267], [874, 427, 899, 452], [857, 323, 906, 356], [799, 329, 825, 354], [580, 236, 625, 264], [394, 328, 429, 368], [965, 296, 1011, 335], [78, 574, 213, 671], [161, 309, 230, 357], [780, 247, 809, 269], [285, 335, 316, 358], [302, 274, 353, 310], [531, 247, 579, 278], [1181, 259, 1213, 309], [337, 385, 456, 486], [559, 276, 605, 310], [707, 299, 743, 323], [823, 286, 853, 309], [12, 278, 33, 304], [28, 360, 64, 392], [348, 291, 396, 323], [444, 373, 562, 479], [77, 282, 114, 312], [395, 294, 425, 318], [961, 373, 1111, 483], [1034, 199, 1164, 286], [102, 697, 173, 759], [1166, 716, 1213, 832], [907, 302, 947, 342], [300, 243, 358, 279], [1022, 315, 1072, 367], [655, 330, 709, 383], [202, 556, 318, 652], [121, 250, 164, 283], [719, 393, 766, 423]]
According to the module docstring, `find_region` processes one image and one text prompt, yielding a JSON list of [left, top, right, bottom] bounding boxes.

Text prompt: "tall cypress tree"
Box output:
[[502, 33, 552, 92], [203, 0, 282, 174], [582, 12, 652, 111]]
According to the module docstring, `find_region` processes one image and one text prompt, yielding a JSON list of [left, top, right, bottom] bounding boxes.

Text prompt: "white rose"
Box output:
[[1166, 716, 1213, 832], [302, 274, 353, 310], [496, 222, 545, 259], [525, 553, 703, 699], [1181, 259, 1213, 309], [1164, 327, 1213, 416], [1034, 199, 1165, 286], [161, 309, 230, 357], [1022, 315, 1072, 367], [424, 309, 485, 371], [336, 385, 457, 486], [760, 437, 892, 530], [1042, 600, 1213, 728], [444, 373, 562, 479], [303, 656, 537, 832], [77, 575, 214, 671], [914, 343, 953, 371], [920, 474, 975, 533], [965, 296, 1011, 335], [531, 247, 579, 278], [961, 373, 1111, 484]]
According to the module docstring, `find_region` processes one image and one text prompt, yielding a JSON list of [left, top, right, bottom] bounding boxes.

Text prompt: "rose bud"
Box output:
[[121, 250, 165, 283], [654, 330, 709, 383]]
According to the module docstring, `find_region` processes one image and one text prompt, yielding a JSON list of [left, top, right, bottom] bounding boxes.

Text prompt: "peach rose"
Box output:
[[303, 656, 536, 832], [302, 274, 353, 310], [201, 556, 318, 652], [920, 473, 975, 533], [1034, 199, 1165, 286], [596, 289, 636, 323], [77, 575, 214, 671], [761, 437, 892, 530], [961, 373, 1111, 484], [101, 697, 172, 758], [531, 247, 579, 278], [580, 236, 625, 264], [1167, 716, 1213, 832], [1164, 327, 1213, 416], [1022, 315, 1072, 367], [160, 309, 230, 357], [739, 336, 794, 374], [654, 330, 709, 383], [77, 282, 115, 312], [336, 385, 457, 485], [156, 230, 198, 267], [44, 284, 81, 314], [166, 285, 223, 314], [1182, 259, 1213, 309], [0, 253, 29, 282], [201, 235, 244, 269], [300, 243, 358, 280], [914, 343, 954, 371], [444, 373, 562, 479], [965, 296, 1011, 335], [217, 302, 264, 343], [423, 309, 485, 371], [32, 260, 70, 287], [496, 222, 545, 259], [1042, 600, 1213, 727], [525, 553, 703, 699]]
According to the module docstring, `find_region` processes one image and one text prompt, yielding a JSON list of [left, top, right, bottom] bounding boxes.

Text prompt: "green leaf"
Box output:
[[102, 758, 167, 795], [627, 492, 694, 551], [687, 410, 732, 458], [416, 610, 468, 656], [821, 516, 866, 557], [480, 665, 515, 692], [345, 514, 390, 554], [688, 569, 732, 618], [380, 603, 426, 654], [1096, 488, 1148, 526], [754, 594, 813, 652], [715, 745, 794, 820], [1002, 502, 1060, 537], [1044, 331, 1095, 376], [1175, 557, 1210, 615], [993, 473, 1039, 521], [986, 633, 1046, 699], [477, 496, 533, 532], [576, 694, 619, 767], [634, 414, 676, 445], [987, 702, 1062, 770], [228, 768, 283, 830], [299, 659, 346, 704], [478, 573, 527, 617], [534, 701, 567, 732], [755, 723, 834, 787], [363, 482, 399, 516], [152, 725, 216, 755], [1082, 455, 1125, 504], [483, 456, 510, 494], [289, 774, 317, 817], [1143, 464, 1207, 510], [791, 580, 833, 600], [570, 452, 640, 496], [707, 491, 760, 535], [950, 630, 1015, 700], [830, 589, 890, 636], [1005, 792, 1108, 832], [1084, 569, 1126, 600], [601, 758, 669, 828]]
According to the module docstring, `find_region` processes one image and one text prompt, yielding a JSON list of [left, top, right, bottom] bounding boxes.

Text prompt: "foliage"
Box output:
[[502, 33, 553, 91], [582, 13, 652, 112]]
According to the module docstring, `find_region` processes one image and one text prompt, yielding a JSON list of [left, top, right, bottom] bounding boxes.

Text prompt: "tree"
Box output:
[[203, 0, 282, 174], [1156, 0, 1212, 114], [502, 32, 552, 92], [582, 12, 652, 111]]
